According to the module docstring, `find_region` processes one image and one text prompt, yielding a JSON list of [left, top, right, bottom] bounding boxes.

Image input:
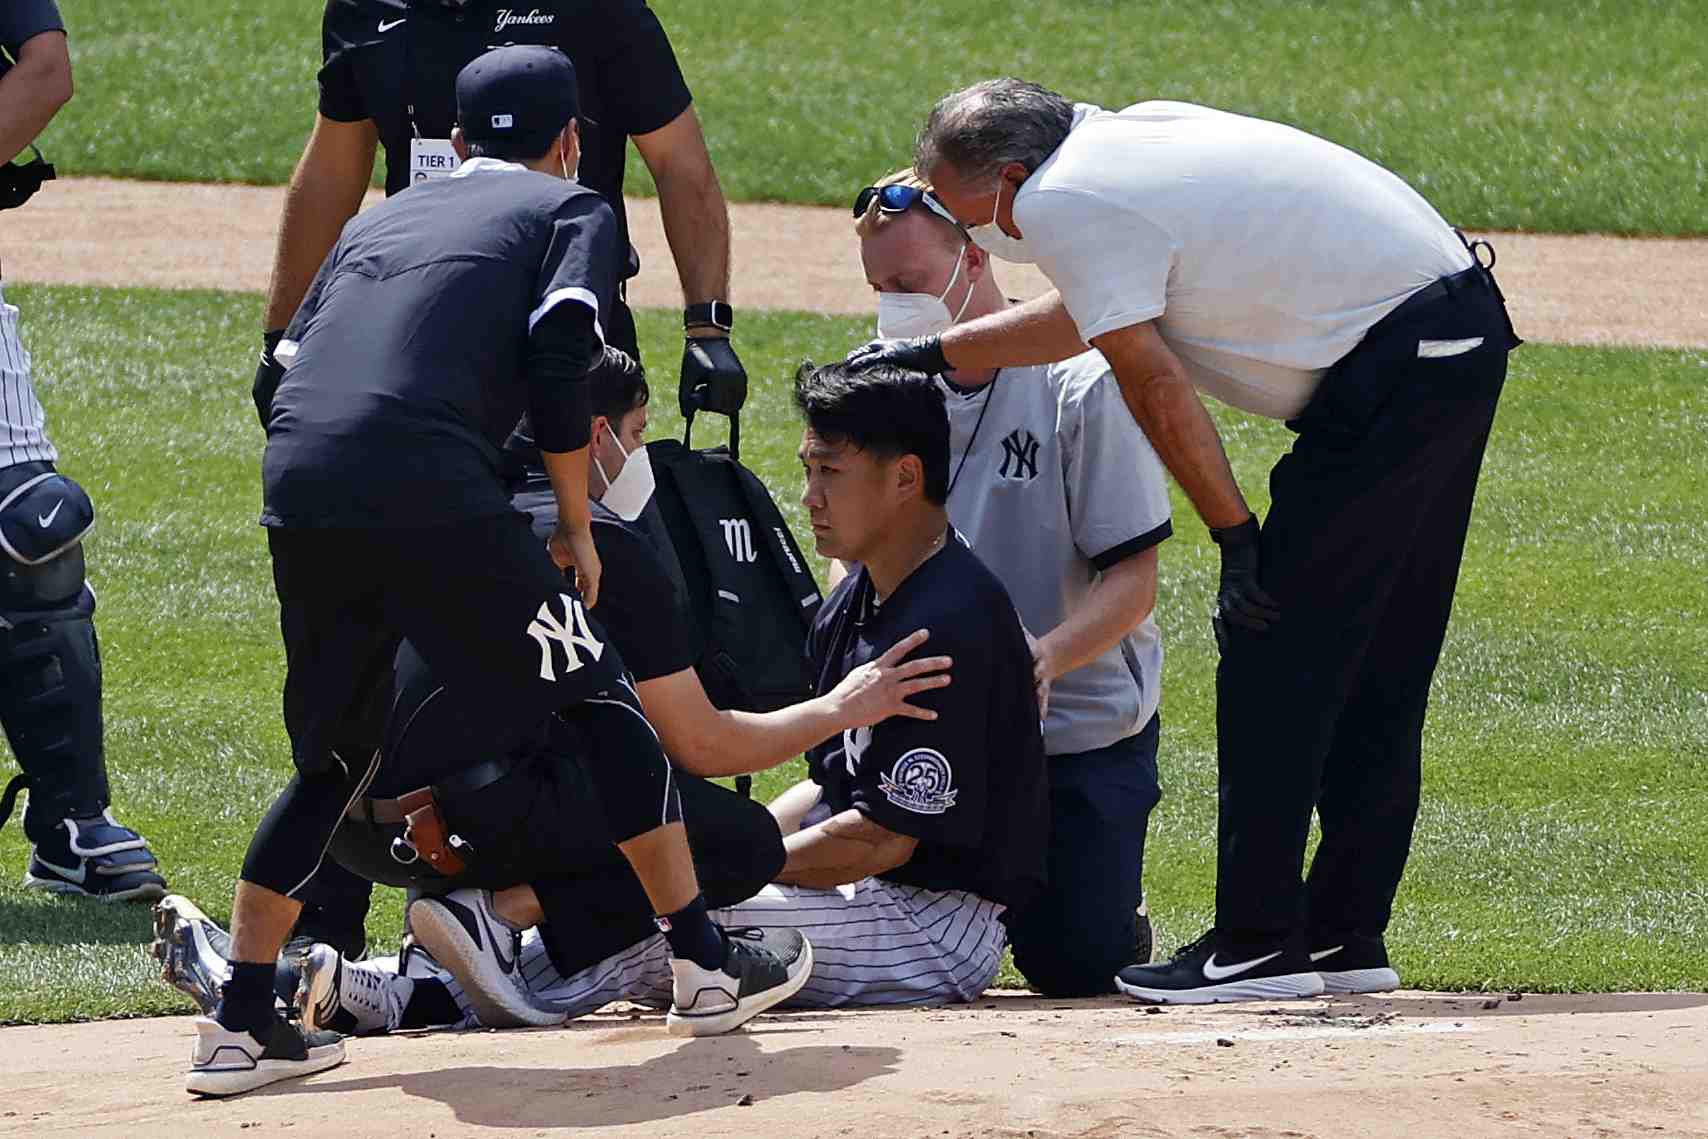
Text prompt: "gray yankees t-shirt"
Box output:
[[940, 352, 1172, 756]]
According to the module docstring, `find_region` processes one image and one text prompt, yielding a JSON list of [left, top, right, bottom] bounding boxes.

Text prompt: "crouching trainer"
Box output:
[[189, 45, 809, 1099]]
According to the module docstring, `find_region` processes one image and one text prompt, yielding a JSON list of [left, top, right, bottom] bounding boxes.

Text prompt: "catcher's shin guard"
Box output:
[[0, 559, 109, 843]]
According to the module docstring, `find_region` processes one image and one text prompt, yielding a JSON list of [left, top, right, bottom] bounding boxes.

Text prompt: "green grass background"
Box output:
[[39, 0, 1708, 234], [0, 284, 1703, 1023]]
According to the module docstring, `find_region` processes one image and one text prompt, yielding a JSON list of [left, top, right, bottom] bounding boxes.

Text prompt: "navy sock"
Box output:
[[656, 894, 725, 970], [216, 961, 277, 1034]]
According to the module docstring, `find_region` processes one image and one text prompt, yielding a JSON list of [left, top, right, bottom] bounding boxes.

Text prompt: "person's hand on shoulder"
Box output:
[[828, 628, 953, 728]]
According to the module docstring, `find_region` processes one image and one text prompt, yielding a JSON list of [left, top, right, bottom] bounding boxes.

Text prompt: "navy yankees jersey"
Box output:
[[261, 161, 620, 528], [318, 0, 692, 267], [806, 533, 1049, 911]]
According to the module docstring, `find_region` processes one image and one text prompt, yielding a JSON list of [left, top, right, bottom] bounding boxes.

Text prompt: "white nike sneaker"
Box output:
[[1114, 928, 1324, 1004], [407, 889, 565, 1029], [666, 926, 813, 1037], [298, 943, 412, 1036], [185, 1013, 345, 1097]]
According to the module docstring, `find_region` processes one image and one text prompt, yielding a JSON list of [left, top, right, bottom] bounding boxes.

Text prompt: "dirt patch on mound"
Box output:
[[5, 177, 1705, 349], [3, 990, 1705, 1137]]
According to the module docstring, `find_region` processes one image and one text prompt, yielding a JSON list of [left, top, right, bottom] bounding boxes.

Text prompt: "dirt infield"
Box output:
[[5, 177, 1707, 348], [4, 991, 1705, 1137]]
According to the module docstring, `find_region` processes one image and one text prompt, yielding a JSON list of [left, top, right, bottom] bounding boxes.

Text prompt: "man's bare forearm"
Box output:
[[940, 290, 1087, 371], [264, 119, 377, 329], [1037, 548, 1157, 680], [777, 808, 915, 889], [644, 110, 730, 306], [0, 32, 70, 166]]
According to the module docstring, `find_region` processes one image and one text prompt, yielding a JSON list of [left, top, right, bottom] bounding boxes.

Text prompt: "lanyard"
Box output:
[[945, 369, 1000, 500]]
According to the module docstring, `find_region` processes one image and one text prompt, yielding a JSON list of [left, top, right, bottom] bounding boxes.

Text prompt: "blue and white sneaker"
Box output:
[[25, 810, 166, 903]]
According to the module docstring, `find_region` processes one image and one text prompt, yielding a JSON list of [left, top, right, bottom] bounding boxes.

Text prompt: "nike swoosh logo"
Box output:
[[378, 17, 407, 32], [35, 855, 86, 884], [1202, 950, 1282, 981], [1309, 945, 1344, 963], [476, 903, 516, 974], [38, 500, 63, 527]]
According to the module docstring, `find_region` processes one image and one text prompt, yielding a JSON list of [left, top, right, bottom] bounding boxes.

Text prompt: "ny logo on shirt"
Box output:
[[998, 428, 1041, 481], [720, 517, 758, 563], [526, 592, 605, 682]]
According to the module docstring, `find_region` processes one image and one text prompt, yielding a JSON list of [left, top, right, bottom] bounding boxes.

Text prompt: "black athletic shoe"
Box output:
[[1115, 928, 1324, 1004], [185, 1012, 345, 1097], [667, 925, 813, 1036], [1310, 933, 1400, 994], [23, 811, 166, 903]]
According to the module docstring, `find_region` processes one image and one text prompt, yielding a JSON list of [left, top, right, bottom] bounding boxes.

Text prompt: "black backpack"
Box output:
[[647, 388, 823, 793]]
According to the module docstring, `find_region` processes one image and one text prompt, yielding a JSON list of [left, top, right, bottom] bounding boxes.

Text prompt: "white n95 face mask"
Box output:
[[595, 430, 655, 521], [967, 177, 1035, 264], [875, 243, 975, 339]]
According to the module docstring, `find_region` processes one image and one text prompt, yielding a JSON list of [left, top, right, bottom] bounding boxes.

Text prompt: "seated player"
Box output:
[[155, 352, 955, 1030], [304, 359, 1049, 1023]]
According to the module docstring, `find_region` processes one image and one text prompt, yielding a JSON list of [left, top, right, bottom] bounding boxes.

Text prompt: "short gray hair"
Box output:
[[914, 78, 1074, 187]]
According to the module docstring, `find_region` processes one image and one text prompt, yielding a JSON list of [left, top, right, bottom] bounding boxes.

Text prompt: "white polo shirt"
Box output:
[[1014, 101, 1474, 420], [940, 352, 1172, 756]]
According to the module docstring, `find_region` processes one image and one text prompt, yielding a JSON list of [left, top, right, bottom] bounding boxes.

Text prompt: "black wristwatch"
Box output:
[[683, 301, 734, 332]]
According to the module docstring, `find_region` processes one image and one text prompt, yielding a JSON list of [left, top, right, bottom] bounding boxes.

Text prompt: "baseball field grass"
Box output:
[[0, 284, 1702, 1024], [41, 0, 1708, 236]]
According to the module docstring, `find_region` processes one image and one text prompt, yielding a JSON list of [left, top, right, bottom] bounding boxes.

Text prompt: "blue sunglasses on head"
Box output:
[[852, 183, 966, 232]]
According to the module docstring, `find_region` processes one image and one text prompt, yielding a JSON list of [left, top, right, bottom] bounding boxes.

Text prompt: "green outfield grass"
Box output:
[[0, 283, 1703, 1023], [39, 0, 1708, 235]]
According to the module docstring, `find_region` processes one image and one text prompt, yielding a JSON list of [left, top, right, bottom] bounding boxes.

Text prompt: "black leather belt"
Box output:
[[345, 754, 522, 826]]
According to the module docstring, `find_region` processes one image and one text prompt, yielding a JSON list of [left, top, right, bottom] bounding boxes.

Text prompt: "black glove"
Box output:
[[845, 334, 949, 376], [680, 335, 747, 418], [1209, 516, 1281, 648], [252, 329, 285, 429]]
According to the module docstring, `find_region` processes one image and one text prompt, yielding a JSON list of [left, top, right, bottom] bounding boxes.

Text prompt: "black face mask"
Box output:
[[0, 147, 55, 211]]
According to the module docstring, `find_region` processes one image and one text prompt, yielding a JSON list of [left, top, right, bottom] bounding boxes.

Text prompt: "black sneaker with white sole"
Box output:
[[1115, 928, 1324, 1004], [667, 925, 813, 1037], [1310, 934, 1400, 994], [185, 1012, 345, 1097], [408, 888, 565, 1029]]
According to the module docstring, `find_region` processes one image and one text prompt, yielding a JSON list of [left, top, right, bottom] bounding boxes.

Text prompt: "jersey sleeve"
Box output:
[[844, 623, 990, 848], [0, 0, 64, 53], [589, 519, 695, 682], [593, 0, 693, 137], [530, 192, 622, 343], [1061, 364, 1173, 569], [317, 1, 369, 123], [1019, 187, 1175, 344]]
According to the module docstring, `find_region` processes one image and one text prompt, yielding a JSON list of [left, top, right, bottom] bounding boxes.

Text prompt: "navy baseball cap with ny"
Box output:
[[456, 45, 579, 154]]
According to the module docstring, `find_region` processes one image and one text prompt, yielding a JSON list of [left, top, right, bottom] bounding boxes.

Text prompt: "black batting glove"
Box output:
[[845, 334, 949, 376], [1209, 515, 1281, 649], [680, 335, 748, 418], [252, 329, 285, 429]]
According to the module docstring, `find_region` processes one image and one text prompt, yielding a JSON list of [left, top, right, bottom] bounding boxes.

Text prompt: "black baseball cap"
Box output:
[[456, 45, 579, 152]]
